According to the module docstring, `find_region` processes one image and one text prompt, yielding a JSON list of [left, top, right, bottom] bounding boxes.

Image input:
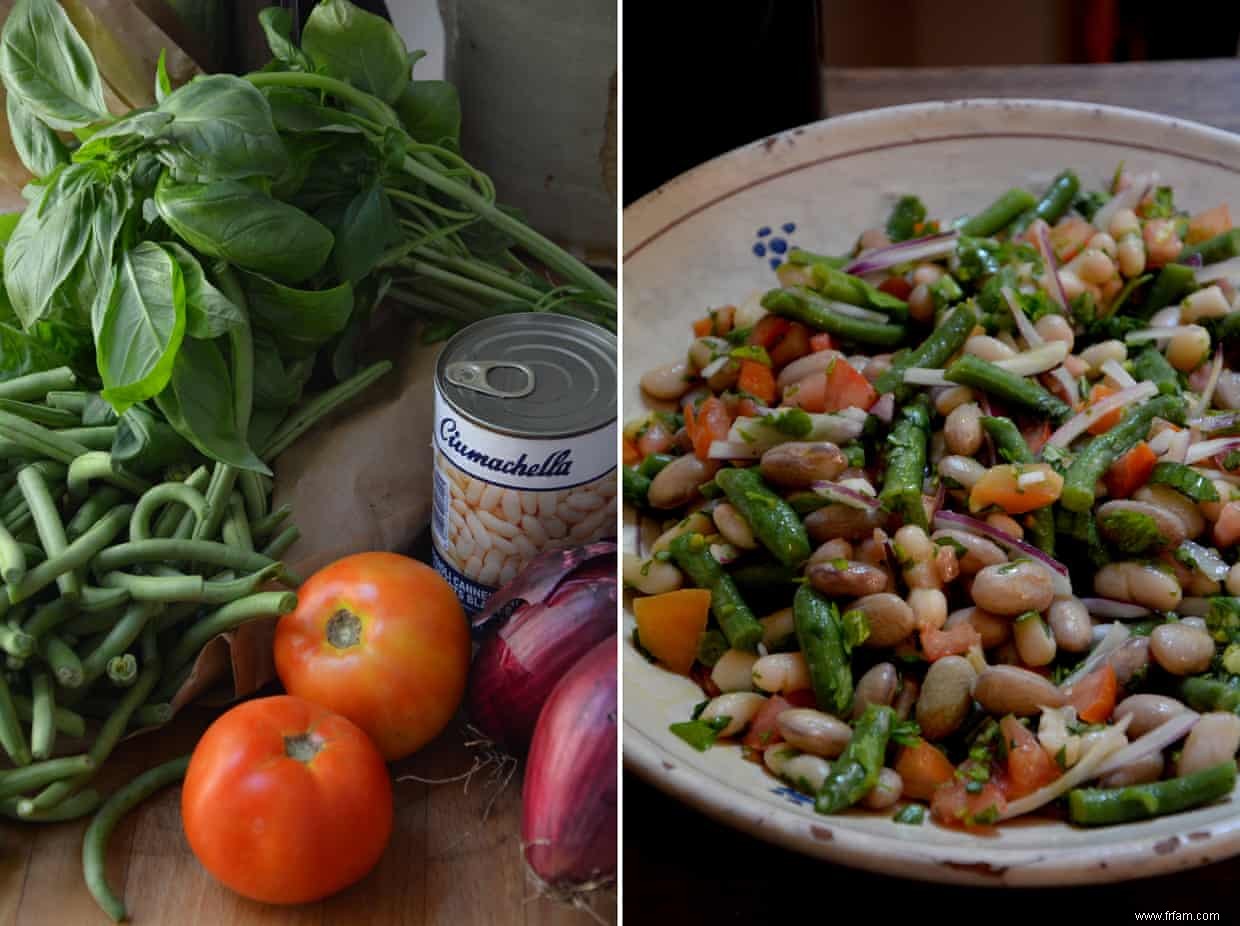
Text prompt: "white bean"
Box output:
[[621, 553, 683, 595], [700, 692, 766, 737], [1178, 712, 1240, 777], [464, 511, 493, 551], [777, 709, 851, 757], [501, 491, 522, 522], [543, 516, 568, 540], [521, 514, 549, 547], [711, 649, 758, 693], [780, 754, 832, 792], [760, 608, 796, 648], [465, 481, 485, 505], [521, 492, 538, 515], [861, 768, 903, 810], [476, 508, 520, 539], [752, 652, 811, 693], [480, 483, 503, 511], [538, 492, 557, 517]]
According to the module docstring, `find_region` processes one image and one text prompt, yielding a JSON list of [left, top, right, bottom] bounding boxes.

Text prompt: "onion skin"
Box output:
[[522, 636, 617, 893], [467, 549, 617, 752], [471, 540, 616, 637]]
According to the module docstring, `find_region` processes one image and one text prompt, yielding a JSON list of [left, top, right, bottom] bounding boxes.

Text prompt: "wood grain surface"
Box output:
[[1, 700, 614, 925]]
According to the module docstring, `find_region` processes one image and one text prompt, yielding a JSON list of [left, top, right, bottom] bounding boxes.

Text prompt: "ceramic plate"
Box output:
[[622, 99, 1240, 886]]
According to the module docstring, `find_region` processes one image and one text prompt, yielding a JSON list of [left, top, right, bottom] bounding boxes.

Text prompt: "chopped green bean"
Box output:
[[44, 391, 89, 415], [238, 471, 268, 524], [959, 188, 1037, 237], [262, 361, 393, 462], [0, 624, 34, 659], [0, 398, 78, 429], [106, 654, 137, 687], [1178, 229, 1240, 265], [1011, 170, 1079, 234], [78, 602, 161, 688], [0, 672, 31, 766], [668, 533, 763, 651], [793, 585, 854, 717], [880, 398, 931, 529], [18, 463, 81, 602], [1069, 760, 1236, 825], [194, 462, 238, 542], [93, 538, 279, 576], [808, 263, 908, 320], [1140, 264, 1198, 320], [1149, 462, 1219, 502], [945, 353, 1071, 421], [259, 525, 299, 560], [11, 693, 86, 738], [99, 571, 205, 602], [1, 787, 99, 821], [129, 481, 209, 541], [66, 486, 125, 541], [29, 672, 54, 760], [66, 452, 150, 500], [223, 492, 254, 553], [250, 504, 292, 542], [762, 287, 907, 347], [873, 303, 977, 398], [0, 753, 93, 801], [0, 368, 75, 402], [40, 634, 83, 688], [0, 410, 89, 463], [816, 704, 894, 813], [1131, 346, 1181, 395], [0, 521, 25, 588]]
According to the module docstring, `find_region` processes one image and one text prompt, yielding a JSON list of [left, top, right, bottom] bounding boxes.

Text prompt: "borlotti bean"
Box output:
[[432, 316, 616, 613]]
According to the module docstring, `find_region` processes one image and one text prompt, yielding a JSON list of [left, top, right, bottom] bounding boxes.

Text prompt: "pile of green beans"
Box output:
[[0, 367, 300, 823]]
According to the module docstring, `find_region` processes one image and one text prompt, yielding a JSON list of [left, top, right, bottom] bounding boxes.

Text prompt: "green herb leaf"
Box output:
[[5, 91, 67, 177], [0, 0, 108, 130], [302, 0, 412, 104], [258, 7, 314, 71], [242, 271, 354, 360], [729, 344, 771, 365], [161, 243, 245, 339], [155, 49, 172, 102], [886, 195, 927, 242], [156, 74, 287, 181], [395, 80, 461, 150], [669, 716, 729, 752], [893, 804, 926, 825], [331, 179, 397, 283], [1099, 508, 1166, 555]]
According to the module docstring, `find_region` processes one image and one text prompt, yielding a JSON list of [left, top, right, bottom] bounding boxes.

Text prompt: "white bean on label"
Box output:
[[436, 450, 617, 587]]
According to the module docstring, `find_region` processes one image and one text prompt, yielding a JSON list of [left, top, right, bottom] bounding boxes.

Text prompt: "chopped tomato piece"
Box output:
[[1066, 664, 1118, 724], [1048, 217, 1093, 262], [878, 276, 913, 301], [1103, 441, 1157, 499], [921, 624, 982, 661], [692, 317, 713, 338], [1000, 715, 1061, 799], [895, 739, 956, 801], [787, 371, 828, 413], [969, 463, 1063, 514], [736, 397, 763, 418], [688, 396, 732, 461], [1086, 383, 1122, 435], [769, 322, 811, 368], [821, 357, 877, 413], [1188, 205, 1232, 245], [931, 779, 1007, 830], [622, 438, 640, 465], [741, 695, 792, 750], [809, 332, 834, 353], [632, 589, 712, 676], [636, 418, 676, 457], [784, 689, 817, 709], [738, 360, 777, 405], [747, 315, 791, 350]]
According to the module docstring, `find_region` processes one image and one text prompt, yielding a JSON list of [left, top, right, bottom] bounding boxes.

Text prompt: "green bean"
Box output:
[[1069, 760, 1236, 825], [622, 466, 651, 507], [194, 462, 239, 542], [0, 753, 93, 801], [761, 287, 907, 347], [223, 492, 254, 553], [807, 263, 908, 320], [41, 634, 83, 688], [44, 390, 89, 415], [151, 601, 201, 634], [79, 602, 160, 688], [66, 452, 150, 500], [66, 486, 125, 541], [816, 704, 894, 814], [151, 466, 211, 539], [0, 671, 31, 766], [29, 672, 54, 760], [129, 481, 208, 541], [19, 463, 82, 603], [1, 787, 99, 821], [1131, 346, 1181, 395], [1149, 462, 1219, 502], [1061, 394, 1186, 512], [714, 467, 810, 567], [79, 585, 130, 613], [0, 367, 75, 402], [0, 521, 25, 586], [787, 248, 849, 269], [84, 754, 190, 922], [667, 533, 763, 651], [793, 585, 854, 718], [730, 562, 802, 588], [11, 693, 86, 738], [637, 453, 675, 479], [99, 571, 205, 602], [262, 360, 393, 461], [879, 397, 931, 529], [944, 353, 1071, 421], [106, 654, 137, 687], [0, 398, 78, 429], [260, 525, 300, 560], [0, 624, 34, 659], [166, 591, 296, 673], [3, 503, 31, 535], [59, 426, 119, 451], [93, 538, 278, 576], [8, 504, 133, 604], [959, 188, 1037, 237], [1179, 229, 1240, 265], [1181, 677, 1240, 713], [873, 303, 978, 398], [1011, 170, 1080, 234], [200, 563, 284, 605], [238, 470, 268, 524], [250, 503, 292, 542], [980, 415, 1055, 553], [1140, 263, 1198, 320], [0, 410, 89, 462]]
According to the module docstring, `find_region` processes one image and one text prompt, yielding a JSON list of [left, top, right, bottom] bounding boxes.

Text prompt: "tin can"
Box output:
[[431, 314, 617, 613]]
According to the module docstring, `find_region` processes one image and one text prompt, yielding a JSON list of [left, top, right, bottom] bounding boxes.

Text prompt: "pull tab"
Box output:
[[444, 361, 535, 399]]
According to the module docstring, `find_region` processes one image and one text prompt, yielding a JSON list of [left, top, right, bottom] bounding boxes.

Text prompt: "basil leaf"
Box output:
[[56, 173, 129, 331], [156, 75, 287, 181], [161, 242, 244, 339], [332, 273, 390, 380], [6, 91, 67, 177], [73, 110, 173, 163], [156, 336, 270, 475], [243, 271, 354, 359], [112, 403, 196, 473], [154, 174, 333, 284], [332, 179, 396, 282], [155, 49, 171, 103], [95, 241, 187, 413], [395, 81, 460, 149], [0, 212, 21, 246], [260, 86, 363, 135], [0, 0, 107, 130], [252, 329, 311, 410], [302, 0, 411, 104], [258, 7, 313, 71], [0, 320, 76, 380]]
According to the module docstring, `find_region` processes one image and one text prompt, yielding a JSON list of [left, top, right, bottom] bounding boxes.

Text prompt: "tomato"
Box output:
[[921, 624, 981, 661], [737, 359, 777, 404], [741, 695, 792, 750], [182, 695, 392, 904], [1000, 715, 1060, 799], [821, 357, 877, 413], [878, 276, 913, 301], [1103, 441, 1157, 499], [769, 322, 812, 368], [809, 332, 834, 353], [622, 438, 640, 465], [747, 315, 791, 349], [687, 396, 732, 460], [1086, 383, 1122, 435], [969, 463, 1064, 514], [930, 778, 1007, 830], [692, 317, 713, 337], [275, 552, 470, 760], [1066, 663, 1118, 723], [1188, 205, 1231, 244], [894, 739, 956, 801]]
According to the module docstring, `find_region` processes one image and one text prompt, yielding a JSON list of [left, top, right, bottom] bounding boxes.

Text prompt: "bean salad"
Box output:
[[624, 168, 1240, 829]]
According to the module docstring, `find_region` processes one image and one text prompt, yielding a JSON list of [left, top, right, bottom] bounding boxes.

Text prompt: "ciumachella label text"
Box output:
[[432, 389, 615, 491]]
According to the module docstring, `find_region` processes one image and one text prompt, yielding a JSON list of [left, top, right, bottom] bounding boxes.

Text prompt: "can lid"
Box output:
[[436, 314, 616, 438]]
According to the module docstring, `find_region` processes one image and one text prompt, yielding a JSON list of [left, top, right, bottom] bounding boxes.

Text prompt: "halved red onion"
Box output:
[[870, 392, 895, 423], [1032, 220, 1071, 310], [1126, 326, 1199, 344], [1182, 253, 1205, 269], [843, 230, 959, 276], [1060, 622, 1130, 689], [1094, 711, 1200, 779], [1078, 597, 1152, 619], [1185, 436, 1240, 465], [709, 541, 743, 565], [812, 480, 880, 511], [1003, 285, 1044, 346], [816, 299, 889, 323], [932, 510, 1071, 594], [1047, 381, 1158, 448], [1195, 255, 1240, 284]]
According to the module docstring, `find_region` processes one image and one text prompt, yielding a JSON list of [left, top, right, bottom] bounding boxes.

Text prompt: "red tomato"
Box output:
[[747, 315, 791, 349], [1000, 715, 1060, 799], [930, 778, 1007, 830], [784, 689, 818, 708], [921, 624, 981, 661], [821, 358, 877, 413], [809, 332, 834, 353], [688, 396, 733, 460], [182, 695, 393, 904], [741, 695, 792, 749], [769, 322, 811, 368], [691, 317, 713, 337], [1103, 441, 1157, 499], [1066, 663, 1118, 723], [622, 438, 640, 465], [737, 360, 777, 404], [1086, 383, 1122, 435], [274, 553, 470, 760], [635, 417, 675, 457], [878, 276, 913, 301]]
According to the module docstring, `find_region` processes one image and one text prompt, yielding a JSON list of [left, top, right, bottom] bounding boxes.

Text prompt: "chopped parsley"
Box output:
[[886, 195, 927, 242], [1099, 509, 1166, 555], [1074, 190, 1109, 221], [764, 407, 813, 438], [730, 344, 771, 365], [841, 608, 871, 651], [893, 804, 926, 825], [891, 719, 922, 748], [669, 715, 730, 751]]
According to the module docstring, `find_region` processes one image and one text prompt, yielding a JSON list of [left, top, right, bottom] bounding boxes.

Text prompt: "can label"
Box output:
[[431, 386, 616, 614]]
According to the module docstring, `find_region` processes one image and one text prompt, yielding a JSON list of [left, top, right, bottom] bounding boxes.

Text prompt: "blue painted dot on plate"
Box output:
[[772, 786, 813, 807], [769, 257, 782, 270], [769, 237, 788, 254], [757, 226, 772, 237], [753, 242, 767, 257], [782, 222, 796, 234]]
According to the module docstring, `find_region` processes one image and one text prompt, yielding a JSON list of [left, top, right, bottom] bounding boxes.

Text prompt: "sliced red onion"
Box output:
[[1003, 285, 1044, 346], [1194, 348, 1225, 419], [699, 354, 731, 379], [1185, 436, 1240, 465], [1093, 172, 1155, 233], [776, 349, 839, 389], [1191, 412, 1240, 433], [708, 440, 761, 460], [1078, 597, 1152, 619], [1094, 712, 1200, 779], [1195, 255, 1240, 284], [843, 230, 959, 276], [1049, 366, 1081, 406], [1182, 253, 1205, 269], [1047, 381, 1158, 448], [1126, 326, 1198, 344], [1032, 220, 1071, 310], [994, 341, 1069, 377], [1149, 305, 1184, 328], [812, 480, 880, 511], [902, 367, 951, 387], [815, 299, 889, 323], [932, 510, 1071, 595], [1178, 539, 1230, 581], [1165, 429, 1192, 463], [1148, 427, 1179, 457], [1000, 721, 1130, 820], [1060, 622, 1130, 689], [1101, 358, 1137, 389], [870, 392, 895, 423]]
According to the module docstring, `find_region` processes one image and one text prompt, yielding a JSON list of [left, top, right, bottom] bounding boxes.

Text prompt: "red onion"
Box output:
[[870, 392, 895, 423], [468, 543, 616, 752], [1078, 597, 1151, 619], [523, 636, 617, 898], [1094, 711, 1200, 779], [811, 480, 880, 511], [1048, 381, 1157, 448], [1003, 285, 1044, 346], [1195, 255, 1240, 284], [1186, 436, 1240, 465], [1191, 412, 1240, 433], [932, 510, 1070, 586], [843, 230, 959, 275], [1032, 220, 1070, 310]]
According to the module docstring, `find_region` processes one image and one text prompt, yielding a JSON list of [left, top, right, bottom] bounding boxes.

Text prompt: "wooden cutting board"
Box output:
[[0, 702, 615, 925]]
